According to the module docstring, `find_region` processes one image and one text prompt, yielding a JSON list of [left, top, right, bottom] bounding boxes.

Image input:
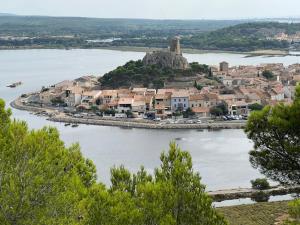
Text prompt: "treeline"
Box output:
[[0, 15, 241, 38], [99, 60, 209, 89], [0, 99, 226, 225], [111, 22, 293, 52], [181, 22, 293, 51]]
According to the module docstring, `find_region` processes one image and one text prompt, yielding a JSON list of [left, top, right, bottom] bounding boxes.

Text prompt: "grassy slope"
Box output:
[[218, 201, 289, 225]]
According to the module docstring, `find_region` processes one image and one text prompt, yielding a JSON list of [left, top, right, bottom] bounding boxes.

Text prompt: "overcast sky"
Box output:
[[1, 0, 300, 20]]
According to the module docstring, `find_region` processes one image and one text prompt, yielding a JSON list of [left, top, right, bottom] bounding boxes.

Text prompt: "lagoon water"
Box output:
[[1, 49, 299, 190]]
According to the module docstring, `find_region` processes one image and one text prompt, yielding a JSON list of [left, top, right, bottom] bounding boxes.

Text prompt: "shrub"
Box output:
[[285, 199, 300, 224], [251, 191, 270, 203], [251, 178, 271, 190]]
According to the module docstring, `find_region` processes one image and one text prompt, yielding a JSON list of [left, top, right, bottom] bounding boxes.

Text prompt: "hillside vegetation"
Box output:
[[181, 22, 297, 51], [99, 60, 209, 89], [0, 15, 241, 38], [113, 22, 295, 51]]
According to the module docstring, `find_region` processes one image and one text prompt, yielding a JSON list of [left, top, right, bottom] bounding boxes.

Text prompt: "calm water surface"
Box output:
[[2, 49, 297, 190]]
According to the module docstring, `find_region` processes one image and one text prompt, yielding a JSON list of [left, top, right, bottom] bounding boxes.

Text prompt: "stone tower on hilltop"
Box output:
[[142, 36, 189, 70], [170, 37, 182, 55]]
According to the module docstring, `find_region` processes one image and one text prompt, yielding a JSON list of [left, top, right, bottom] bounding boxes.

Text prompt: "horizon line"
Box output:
[[2, 12, 300, 21]]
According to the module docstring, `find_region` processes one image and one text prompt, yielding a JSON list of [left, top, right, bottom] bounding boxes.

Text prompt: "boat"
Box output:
[[64, 123, 71, 126], [7, 81, 22, 88], [71, 124, 79, 128]]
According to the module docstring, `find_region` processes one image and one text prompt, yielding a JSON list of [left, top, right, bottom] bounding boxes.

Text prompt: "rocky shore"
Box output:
[[11, 97, 246, 130], [209, 185, 300, 202]]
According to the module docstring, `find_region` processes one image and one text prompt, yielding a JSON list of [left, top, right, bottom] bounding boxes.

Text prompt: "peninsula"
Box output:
[[12, 38, 300, 129]]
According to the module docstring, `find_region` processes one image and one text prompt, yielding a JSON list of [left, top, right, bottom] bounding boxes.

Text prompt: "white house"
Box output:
[[171, 91, 189, 111]]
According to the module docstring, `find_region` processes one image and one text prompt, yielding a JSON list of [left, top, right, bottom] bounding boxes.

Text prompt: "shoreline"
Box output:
[[0, 45, 293, 57], [209, 185, 300, 202], [11, 97, 246, 130]]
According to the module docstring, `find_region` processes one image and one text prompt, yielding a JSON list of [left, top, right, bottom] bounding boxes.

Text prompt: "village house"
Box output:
[[155, 93, 172, 111], [64, 86, 85, 107], [117, 97, 134, 113], [228, 101, 249, 116], [80, 90, 102, 106], [98, 90, 119, 105], [269, 87, 285, 101], [171, 90, 189, 111], [192, 107, 211, 118]]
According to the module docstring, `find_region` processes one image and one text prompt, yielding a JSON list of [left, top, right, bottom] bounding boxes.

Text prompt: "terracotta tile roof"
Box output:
[[155, 94, 171, 100], [132, 88, 147, 92], [101, 90, 118, 96], [132, 100, 145, 107], [190, 94, 205, 101], [192, 107, 210, 113], [157, 89, 175, 95], [171, 91, 189, 98], [155, 104, 166, 110], [118, 98, 133, 105]]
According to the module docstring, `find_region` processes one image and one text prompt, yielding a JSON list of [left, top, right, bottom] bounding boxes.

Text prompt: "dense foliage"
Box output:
[[262, 70, 275, 80], [99, 60, 209, 89], [250, 178, 271, 190], [0, 99, 96, 225], [245, 86, 300, 185], [0, 99, 226, 225], [210, 101, 229, 117], [113, 22, 294, 52], [248, 103, 264, 111], [0, 15, 242, 49]]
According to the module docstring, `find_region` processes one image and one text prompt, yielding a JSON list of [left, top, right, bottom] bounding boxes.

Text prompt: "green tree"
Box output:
[[183, 107, 195, 118], [210, 101, 228, 117], [0, 99, 95, 225], [245, 86, 300, 185], [248, 103, 264, 111], [88, 143, 227, 225], [153, 143, 227, 225], [262, 70, 274, 80], [250, 178, 270, 190], [193, 81, 203, 90]]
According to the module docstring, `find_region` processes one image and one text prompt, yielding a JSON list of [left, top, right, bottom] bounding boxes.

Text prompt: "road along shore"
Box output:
[[11, 97, 246, 130]]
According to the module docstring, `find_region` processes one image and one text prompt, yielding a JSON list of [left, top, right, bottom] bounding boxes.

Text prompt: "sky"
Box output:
[[1, 0, 300, 20]]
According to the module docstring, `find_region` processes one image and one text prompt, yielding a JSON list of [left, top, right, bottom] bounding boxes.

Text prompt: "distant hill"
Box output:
[[180, 22, 299, 51], [0, 15, 243, 38], [0, 13, 15, 16], [0, 16, 299, 52]]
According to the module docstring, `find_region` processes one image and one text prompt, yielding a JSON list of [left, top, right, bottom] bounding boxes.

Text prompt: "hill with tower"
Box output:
[[142, 37, 190, 70]]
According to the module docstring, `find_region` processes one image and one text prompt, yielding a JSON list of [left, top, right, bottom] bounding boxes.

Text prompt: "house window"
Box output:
[[174, 99, 176, 102], [184, 99, 186, 101], [174, 104, 177, 107], [179, 99, 181, 102], [184, 104, 186, 107], [192, 104, 194, 107]]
